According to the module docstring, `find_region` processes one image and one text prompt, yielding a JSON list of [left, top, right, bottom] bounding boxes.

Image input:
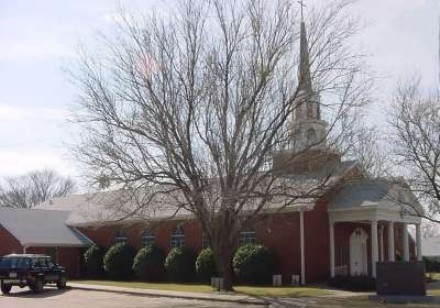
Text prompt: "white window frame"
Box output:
[[141, 229, 155, 246], [239, 230, 257, 246], [171, 226, 185, 248], [115, 229, 128, 243]]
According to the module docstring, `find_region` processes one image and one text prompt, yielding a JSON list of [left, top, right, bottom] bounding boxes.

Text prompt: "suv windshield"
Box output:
[[0, 257, 31, 269]]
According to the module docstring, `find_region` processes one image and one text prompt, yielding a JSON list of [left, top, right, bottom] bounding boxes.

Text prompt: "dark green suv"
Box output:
[[0, 254, 67, 294]]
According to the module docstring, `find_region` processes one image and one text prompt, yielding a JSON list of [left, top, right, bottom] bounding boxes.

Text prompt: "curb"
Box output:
[[69, 283, 267, 306]]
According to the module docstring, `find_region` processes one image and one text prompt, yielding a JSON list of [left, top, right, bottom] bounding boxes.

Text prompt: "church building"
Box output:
[[0, 19, 423, 283]]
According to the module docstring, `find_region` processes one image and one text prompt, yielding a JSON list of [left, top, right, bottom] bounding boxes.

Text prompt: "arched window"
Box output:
[[306, 128, 317, 146], [239, 229, 257, 246], [141, 229, 155, 246], [115, 229, 128, 243], [171, 225, 185, 248]]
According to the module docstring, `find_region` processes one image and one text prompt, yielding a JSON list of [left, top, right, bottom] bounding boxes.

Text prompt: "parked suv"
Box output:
[[0, 254, 67, 294]]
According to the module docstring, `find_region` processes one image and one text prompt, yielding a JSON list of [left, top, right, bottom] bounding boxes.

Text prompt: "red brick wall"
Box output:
[[80, 213, 305, 283], [77, 205, 418, 284], [58, 247, 82, 278], [304, 197, 331, 282], [78, 219, 203, 253], [0, 226, 22, 256], [254, 212, 301, 283]]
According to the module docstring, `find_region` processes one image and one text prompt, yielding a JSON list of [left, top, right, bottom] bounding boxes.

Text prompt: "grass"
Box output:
[[427, 272, 440, 281], [428, 289, 440, 296], [299, 297, 438, 308], [235, 285, 330, 297], [73, 280, 330, 297], [74, 280, 212, 293]]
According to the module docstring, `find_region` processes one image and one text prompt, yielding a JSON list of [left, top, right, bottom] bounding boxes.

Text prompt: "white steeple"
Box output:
[[289, 14, 328, 153]]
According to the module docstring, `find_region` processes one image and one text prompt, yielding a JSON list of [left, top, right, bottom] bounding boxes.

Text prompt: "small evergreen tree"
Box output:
[[195, 248, 218, 282], [103, 243, 136, 280], [164, 247, 196, 282], [133, 244, 166, 281], [83, 244, 105, 277], [232, 243, 275, 285]]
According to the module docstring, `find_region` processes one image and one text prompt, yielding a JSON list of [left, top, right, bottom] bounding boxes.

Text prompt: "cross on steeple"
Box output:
[[298, 0, 306, 22]]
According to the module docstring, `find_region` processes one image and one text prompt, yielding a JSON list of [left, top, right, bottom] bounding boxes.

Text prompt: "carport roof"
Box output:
[[0, 208, 93, 247]]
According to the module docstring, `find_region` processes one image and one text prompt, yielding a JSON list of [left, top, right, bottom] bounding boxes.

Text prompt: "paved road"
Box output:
[[0, 286, 264, 308]]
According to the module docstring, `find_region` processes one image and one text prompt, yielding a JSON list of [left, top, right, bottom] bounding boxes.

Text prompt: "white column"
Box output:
[[371, 220, 379, 278], [329, 221, 335, 277], [403, 222, 410, 261], [300, 211, 305, 285], [22, 246, 27, 254], [379, 226, 384, 262], [387, 222, 395, 261], [416, 223, 422, 261]]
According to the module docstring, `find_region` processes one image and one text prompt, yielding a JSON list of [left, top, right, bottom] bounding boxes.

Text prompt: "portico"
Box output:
[[327, 178, 423, 278]]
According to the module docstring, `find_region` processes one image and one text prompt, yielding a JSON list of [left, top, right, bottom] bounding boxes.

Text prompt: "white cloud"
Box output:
[[102, 12, 134, 25], [0, 42, 75, 60], [0, 105, 24, 121], [0, 104, 69, 122], [0, 149, 76, 178]]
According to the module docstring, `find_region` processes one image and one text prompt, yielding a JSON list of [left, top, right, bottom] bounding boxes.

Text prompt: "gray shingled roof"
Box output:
[[34, 160, 359, 227], [328, 178, 423, 214], [0, 208, 93, 247]]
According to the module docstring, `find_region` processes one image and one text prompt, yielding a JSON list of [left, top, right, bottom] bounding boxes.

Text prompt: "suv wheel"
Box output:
[[32, 278, 44, 294], [57, 275, 66, 289], [1, 283, 12, 295]]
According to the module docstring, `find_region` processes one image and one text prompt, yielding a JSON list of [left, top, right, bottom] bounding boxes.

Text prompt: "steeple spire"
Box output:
[[286, 3, 328, 153], [293, 3, 320, 122], [298, 20, 312, 94]]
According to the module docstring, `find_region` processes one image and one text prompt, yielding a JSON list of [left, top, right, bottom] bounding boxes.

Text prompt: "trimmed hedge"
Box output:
[[424, 257, 440, 272], [165, 247, 196, 282], [232, 243, 275, 285], [103, 243, 136, 280], [83, 244, 105, 277], [196, 248, 218, 282], [133, 244, 166, 281]]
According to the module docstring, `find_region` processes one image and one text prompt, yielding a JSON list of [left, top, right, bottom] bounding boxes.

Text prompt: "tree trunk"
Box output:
[[215, 247, 234, 291]]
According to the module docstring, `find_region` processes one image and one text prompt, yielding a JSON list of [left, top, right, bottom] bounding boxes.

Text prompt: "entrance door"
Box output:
[[350, 228, 368, 276]]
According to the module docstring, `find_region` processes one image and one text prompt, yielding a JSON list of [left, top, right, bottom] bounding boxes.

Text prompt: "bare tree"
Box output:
[[421, 220, 440, 238], [390, 78, 440, 222], [0, 169, 76, 209], [70, 0, 370, 290], [338, 121, 391, 177]]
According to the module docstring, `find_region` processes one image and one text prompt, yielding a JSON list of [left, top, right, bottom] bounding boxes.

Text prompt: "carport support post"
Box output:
[[300, 210, 305, 285], [403, 222, 409, 261], [371, 220, 378, 278], [416, 223, 422, 261], [329, 221, 335, 277], [387, 222, 395, 261]]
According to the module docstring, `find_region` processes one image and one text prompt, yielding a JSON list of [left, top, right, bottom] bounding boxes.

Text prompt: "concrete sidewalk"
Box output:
[[69, 283, 267, 306]]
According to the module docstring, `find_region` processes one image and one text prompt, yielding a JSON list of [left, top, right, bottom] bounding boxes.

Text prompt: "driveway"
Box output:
[[0, 287, 263, 308]]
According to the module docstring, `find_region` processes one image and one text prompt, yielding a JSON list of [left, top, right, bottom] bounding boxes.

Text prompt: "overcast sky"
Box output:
[[0, 0, 439, 180]]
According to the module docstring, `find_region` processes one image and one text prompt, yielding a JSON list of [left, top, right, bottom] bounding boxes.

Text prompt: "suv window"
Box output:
[[0, 257, 31, 269], [46, 258, 55, 268], [32, 258, 44, 268]]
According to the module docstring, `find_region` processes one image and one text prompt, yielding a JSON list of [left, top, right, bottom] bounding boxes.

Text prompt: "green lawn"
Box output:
[[427, 272, 440, 281], [300, 297, 439, 308], [73, 280, 330, 297]]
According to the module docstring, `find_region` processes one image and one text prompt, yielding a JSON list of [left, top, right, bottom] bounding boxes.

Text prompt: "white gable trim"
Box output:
[[328, 206, 421, 224]]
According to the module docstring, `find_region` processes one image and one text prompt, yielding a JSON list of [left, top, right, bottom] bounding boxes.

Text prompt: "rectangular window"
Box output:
[[239, 231, 257, 246]]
